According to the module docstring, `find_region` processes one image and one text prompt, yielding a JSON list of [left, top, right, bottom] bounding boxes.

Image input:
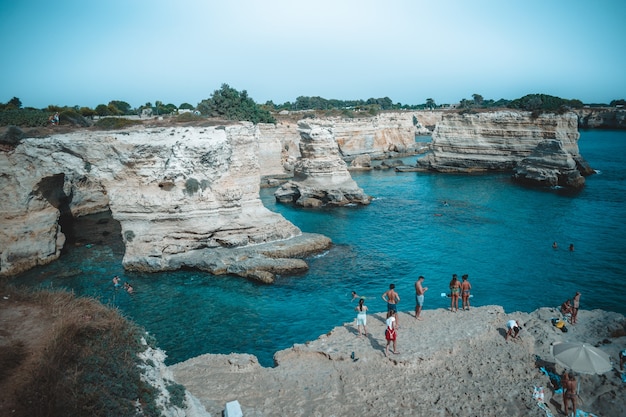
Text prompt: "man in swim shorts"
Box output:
[[382, 284, 400, 326], [414, 276, 428, 320]]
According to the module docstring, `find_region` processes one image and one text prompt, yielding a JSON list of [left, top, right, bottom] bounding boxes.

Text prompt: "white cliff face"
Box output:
[[418, 111, 585, 173], [256, 121, 301, 178], [257, 112, 428, 181], [330, 112, 427, 158], [0, 125, 330, 280], [274, 122, 372, 207]]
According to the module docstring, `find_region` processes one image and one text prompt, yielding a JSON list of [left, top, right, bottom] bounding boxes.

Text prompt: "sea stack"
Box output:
[[274, 121, 372, 207]]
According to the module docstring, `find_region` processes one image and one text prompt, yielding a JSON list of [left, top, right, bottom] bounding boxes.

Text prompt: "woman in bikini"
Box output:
[[571, 292, 580, 324], [449, 274, 461, 312], [460, 274, 471, 311], [562, 372, 577, 417]]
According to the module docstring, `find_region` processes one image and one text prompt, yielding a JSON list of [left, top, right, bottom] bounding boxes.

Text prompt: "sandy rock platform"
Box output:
[[171, 306, 626, 416]]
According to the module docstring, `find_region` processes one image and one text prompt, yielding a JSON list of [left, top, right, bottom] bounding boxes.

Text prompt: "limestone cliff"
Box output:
[[330, 112, 428, 159], [0, 124, 330, 281], [257, 121, 301, 179], [274, 122, 372, 207], [258, 112, 429, 181], [417, 111, 591, 186]]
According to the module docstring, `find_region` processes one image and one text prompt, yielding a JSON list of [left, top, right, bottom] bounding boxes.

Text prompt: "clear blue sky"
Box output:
[[1, 0, 624, 109]]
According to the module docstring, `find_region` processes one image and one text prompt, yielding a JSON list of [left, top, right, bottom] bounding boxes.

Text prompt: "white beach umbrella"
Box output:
[[550, 342, 612, 375]]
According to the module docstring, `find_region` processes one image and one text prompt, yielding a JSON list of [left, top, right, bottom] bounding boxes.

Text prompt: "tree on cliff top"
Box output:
[[509, 94, 583, 113], [197, 84, 276, 124]]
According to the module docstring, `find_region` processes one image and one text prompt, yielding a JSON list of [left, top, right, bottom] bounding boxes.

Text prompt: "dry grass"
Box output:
[[0, 282, 168, 417]]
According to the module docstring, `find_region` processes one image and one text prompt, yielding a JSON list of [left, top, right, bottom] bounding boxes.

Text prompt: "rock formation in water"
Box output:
[[512, 140, 585, 188], [417, 110, 592, 187], [575, 108, 626, 129], [274, 122, 372, 207], [0, 124, 330, 281]]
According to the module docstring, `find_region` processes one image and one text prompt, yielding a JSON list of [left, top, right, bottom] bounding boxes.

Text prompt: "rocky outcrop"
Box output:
[[575, 108, 626, 129], [417, 111, 591, 183], [274, 122, 372, 207], [170, 306, 626, 417], [0, 124, 330, 281], [512, 140, 585, 188]]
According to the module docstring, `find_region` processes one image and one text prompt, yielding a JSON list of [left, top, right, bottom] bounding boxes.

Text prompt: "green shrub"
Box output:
[[124, 230, 135, 242], [94, 117, 143, 130], [175, 112, 203, 122], [166, 380, 187, 409], [0, 109, 49, 127], [185, 178, 200, 195]]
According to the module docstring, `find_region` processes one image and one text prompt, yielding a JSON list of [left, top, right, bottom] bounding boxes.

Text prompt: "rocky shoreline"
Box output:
[[171, 305, 626, 417]]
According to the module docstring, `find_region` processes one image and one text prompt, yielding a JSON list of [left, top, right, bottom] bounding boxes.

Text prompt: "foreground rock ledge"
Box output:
[[171, 305, 626, 417]]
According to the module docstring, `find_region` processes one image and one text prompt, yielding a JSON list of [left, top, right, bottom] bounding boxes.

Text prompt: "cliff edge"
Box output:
[[0, 124, 330, 282]]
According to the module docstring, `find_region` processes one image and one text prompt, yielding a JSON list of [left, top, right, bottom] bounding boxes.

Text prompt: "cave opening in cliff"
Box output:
[[34, 174, 124, 255]]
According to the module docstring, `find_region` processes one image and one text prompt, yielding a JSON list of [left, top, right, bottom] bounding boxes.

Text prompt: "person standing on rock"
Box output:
[[384, 313, 398, 356], [461, 274, 472, 311], [571, 291, 581, 324], [562, 372, 577, 417], [449, 274, 461, 312], [354, 298, 368, 337], [382, 284, 400, 326], [414, 276, 428, 320]]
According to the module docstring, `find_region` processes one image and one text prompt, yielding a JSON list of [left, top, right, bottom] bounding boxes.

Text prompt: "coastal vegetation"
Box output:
[[0, 89, 624, 129], [0, 283, 185, 417]]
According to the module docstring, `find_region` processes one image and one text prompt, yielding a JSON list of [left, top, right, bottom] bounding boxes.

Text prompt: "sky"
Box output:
[[1, 0, 625, 109]]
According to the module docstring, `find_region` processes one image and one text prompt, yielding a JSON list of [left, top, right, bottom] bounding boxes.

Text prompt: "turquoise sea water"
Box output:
[[13, 130, 626, 367]]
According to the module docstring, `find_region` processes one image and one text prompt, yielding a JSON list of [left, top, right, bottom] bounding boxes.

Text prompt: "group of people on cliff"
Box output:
[[352, 273, 472, 356], [352, 278, 593, 416]]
